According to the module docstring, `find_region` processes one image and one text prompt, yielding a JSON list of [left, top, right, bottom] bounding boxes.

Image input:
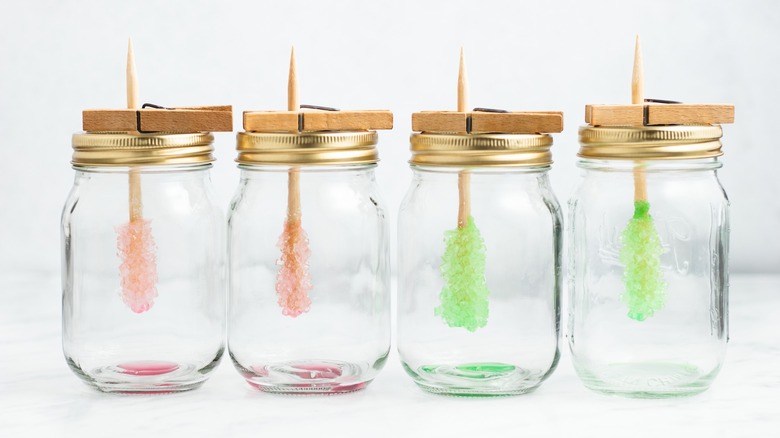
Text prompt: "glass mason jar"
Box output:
[[568, 125, 730, 397], [62, 132, 226, 393], [398, 133, 562, 396], [229, 131, 390, 394]]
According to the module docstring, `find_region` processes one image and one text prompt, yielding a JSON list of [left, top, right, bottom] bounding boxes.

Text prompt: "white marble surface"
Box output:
[[1, 273, 777, 437]]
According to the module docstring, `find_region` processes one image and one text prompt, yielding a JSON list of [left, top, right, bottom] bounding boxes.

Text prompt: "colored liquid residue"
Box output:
[[117, 361, 179, 376]]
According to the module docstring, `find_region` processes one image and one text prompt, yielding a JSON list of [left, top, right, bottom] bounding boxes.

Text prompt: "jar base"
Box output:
[[67, 355, 221, 394], [402, 361, 545, 396], [574, 361, 720, 398], [239, 360, 375, 395]]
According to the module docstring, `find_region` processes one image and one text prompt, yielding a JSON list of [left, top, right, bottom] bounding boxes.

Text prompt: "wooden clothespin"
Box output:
[[243, 108, 393, 132], [412, 110, 563, 134], [585, 102, 734, 126], [243, 48, 393, 133], [585, 38, 734, 127], [83, 104, 233, 133]]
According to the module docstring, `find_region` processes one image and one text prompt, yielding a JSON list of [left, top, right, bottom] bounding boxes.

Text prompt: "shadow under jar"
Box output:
[[398, 133, 562, 396], [568, 125, 730, 398], [229, 131, 390, 394], [62, 132, 226, 393]]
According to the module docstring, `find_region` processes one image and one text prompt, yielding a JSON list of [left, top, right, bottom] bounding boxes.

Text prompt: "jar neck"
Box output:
[[238, 163, 377, 174], [72, 163, 213, 174], [577, 157, 722, 171], [410, 164, 551, 175]]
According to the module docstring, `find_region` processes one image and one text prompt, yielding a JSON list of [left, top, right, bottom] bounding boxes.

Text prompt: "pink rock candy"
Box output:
[[116, 218, 158, 313], [275, 218, 313, 317]]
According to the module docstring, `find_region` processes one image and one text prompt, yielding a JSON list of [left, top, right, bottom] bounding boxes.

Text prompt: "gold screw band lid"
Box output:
[[71, 132, 214, 166], [236, 131, 379, 165], [578, 125, 723, 160], [409, 132, 553, 167]]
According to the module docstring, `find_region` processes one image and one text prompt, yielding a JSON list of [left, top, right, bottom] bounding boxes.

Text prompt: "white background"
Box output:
[[0, 0, 778, 276]]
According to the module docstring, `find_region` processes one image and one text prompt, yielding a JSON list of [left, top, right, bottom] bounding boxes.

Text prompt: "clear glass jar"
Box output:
[[398, 133, 562, 396], [568, 125, 730, 397], [62, 133, 225, 393], [229, 131, 390, 394]]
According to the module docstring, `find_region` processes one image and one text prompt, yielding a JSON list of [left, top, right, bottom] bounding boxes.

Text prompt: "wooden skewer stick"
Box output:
[[632, 36, 648, 202], [287, 47, 302, 220], [457, 48, 471, 229], [127, 39, 139, 110], [288, 47, 298, 117], [632, 35, 644, 109], [457, 48, 468, 116], [127, 38, 142, 222]]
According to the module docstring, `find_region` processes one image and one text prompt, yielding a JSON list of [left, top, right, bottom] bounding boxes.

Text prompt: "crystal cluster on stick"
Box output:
[[436, 216, 489, 332], [275, 217, 313, 317], [619, 200, 666, 321]]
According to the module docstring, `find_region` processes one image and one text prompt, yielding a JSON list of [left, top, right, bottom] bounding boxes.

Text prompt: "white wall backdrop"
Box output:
[[0, 0, 777, 276]]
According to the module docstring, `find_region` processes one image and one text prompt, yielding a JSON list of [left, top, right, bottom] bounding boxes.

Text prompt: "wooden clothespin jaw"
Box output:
[[83, 104, 233, 133], [243, 47, 393, 133]]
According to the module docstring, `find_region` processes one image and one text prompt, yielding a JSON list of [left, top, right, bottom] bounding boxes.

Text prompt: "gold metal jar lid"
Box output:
[[236, 131, 379, 165], [71, 132, 214, 166], [578, 125, 723, 160], [409, 132, 553, 167]]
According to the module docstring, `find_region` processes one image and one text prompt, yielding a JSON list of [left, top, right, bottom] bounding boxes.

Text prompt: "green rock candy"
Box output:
[[436, 216, 490, 332], [620, 200, 666, 321]]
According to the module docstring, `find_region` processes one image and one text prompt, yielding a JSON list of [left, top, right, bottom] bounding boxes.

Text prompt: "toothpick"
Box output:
[[287, 47, 301, 219], [127, 39, 139, 111], [632, 35, 643, 107], [288, 47, 299, 113], [458, 48, 468, 113], [127, 38, 142, 222], [632, 36, 648, 202], [458, 171, 471, 228], [457, 48, 470, 228]]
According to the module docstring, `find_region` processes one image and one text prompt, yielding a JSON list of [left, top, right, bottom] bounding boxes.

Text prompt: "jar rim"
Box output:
[[409, 132, 553, 167], [71, 132, 214, 166], [578, 125, 723, 160], [236, 131, 379, 165]]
